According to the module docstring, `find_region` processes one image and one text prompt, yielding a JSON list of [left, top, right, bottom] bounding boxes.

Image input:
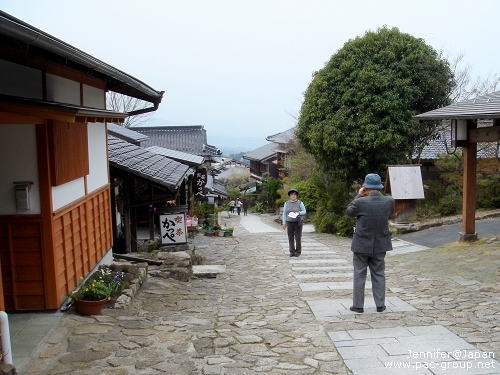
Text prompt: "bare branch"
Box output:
[[106, 91, 154, 128]]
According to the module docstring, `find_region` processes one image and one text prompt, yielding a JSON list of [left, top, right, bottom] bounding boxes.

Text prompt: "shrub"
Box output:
[[334, 215, 356, 237], [477, 173, 500, 208], [252, 202, 264, 213], [312, 206, 338, 234], [437, 193, 462, 215]]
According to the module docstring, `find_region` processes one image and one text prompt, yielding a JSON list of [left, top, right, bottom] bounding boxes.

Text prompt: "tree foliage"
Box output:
[[217, 169, 251, 190], [296, 26, 455, 181]]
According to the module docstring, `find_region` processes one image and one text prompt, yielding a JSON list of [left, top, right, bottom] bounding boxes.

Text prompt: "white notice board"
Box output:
[[159, 213, 187, 244]]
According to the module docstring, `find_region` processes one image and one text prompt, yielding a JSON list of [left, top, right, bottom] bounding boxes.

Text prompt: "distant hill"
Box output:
[[226, 152, 249, 162]]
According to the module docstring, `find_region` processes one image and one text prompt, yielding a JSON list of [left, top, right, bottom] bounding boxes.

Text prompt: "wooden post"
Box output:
[[130, 178, 138, 253], [149, 186, 155, 241], [460, 119, 477, 241], [123, 177, 131, 254]]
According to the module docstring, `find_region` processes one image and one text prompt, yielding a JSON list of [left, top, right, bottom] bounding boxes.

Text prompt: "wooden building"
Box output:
[[414, 91, 500, 241], [243, 127, 296, 180], [0, 11, 163, 310], [243, 142, 280, 179]]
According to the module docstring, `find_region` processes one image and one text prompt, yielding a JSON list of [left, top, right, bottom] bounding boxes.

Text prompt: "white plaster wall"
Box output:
[[0, 125, 41, 215], [46, 73, 80, 105], [83, 85, 105, 109], [52, 178, 85, 211], [0, 59, 43, 99], [86, 123, 109, 193]]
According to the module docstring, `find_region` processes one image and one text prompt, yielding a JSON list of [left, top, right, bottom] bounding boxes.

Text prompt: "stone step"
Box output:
[[192, 265, 227, 278]]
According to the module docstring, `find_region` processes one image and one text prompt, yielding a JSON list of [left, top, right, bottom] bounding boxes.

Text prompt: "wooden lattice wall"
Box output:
[[53, 186, 112, 304], [0, 186, 112, 310]]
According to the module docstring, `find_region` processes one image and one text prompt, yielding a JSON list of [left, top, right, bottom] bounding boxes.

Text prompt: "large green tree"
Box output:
[[296, 26, 455, 181]]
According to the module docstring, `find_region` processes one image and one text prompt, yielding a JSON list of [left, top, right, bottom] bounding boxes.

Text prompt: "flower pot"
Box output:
[[224, 231, 232, 237], [204, 231, 214, 237], [75, 299, 107, 315], [218, 231, 225, 237]]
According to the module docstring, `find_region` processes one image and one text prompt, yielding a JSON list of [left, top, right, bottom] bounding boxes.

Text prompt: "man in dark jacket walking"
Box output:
[[346, 174, 395, 313]]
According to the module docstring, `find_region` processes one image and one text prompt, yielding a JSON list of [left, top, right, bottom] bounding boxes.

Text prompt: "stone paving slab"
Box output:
[[277, 242, 331, 248], [289, 258, 349, 264], [294, 272, 352, 279], [328, 325, 500, 375], [388, 239, 429, 255], [307, 297, 417, 316], [192, 265, 226, 278], [282, 250, 339, 256], [292, 265, 352, 271], [239, 214, 281, 233], [300, 281, 364, 291]]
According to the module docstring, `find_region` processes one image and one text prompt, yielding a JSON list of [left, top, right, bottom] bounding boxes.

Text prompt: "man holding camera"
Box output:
[[346, 173, 395, 313]]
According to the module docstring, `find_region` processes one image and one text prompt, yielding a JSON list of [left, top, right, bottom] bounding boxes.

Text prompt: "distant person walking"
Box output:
[[346, 173, 395, 314], [242, 199, 248, 216], [282, 188, 306, 257], [229, 200, 235, 214], [235, 198, 242, 215]]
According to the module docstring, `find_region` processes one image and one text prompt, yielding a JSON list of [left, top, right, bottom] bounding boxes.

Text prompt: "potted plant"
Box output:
[[66, 266, 125, 315], [224, 227, 234, 237]]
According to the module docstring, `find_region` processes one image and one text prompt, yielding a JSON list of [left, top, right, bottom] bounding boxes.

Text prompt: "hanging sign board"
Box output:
[[159, 213, 187, 244], [193, 168, 207, 198]]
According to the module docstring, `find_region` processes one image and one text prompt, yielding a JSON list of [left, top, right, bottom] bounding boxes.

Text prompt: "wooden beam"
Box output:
[[0, 102, 76, 123], [36, 124, 59, 308], [0, 112, 45, 124], [468, 126, 500, 143], [460, 120, 478, 241]]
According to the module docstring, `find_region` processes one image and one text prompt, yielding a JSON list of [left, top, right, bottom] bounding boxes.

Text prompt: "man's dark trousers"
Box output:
[[353, 252, 386, 308]]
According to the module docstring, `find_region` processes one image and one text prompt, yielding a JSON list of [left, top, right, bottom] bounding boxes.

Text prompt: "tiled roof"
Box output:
[[130, 125, 221, 156], [416, 125, 493, 161], [212, 182, 228, 197], [146, 146, 205, 167], [414, 91, 500, 120], [108, 135, 189, 190], [417, 132, 451, 160], [266, 127, 296, 144], [107, 123, 149, 144], [243, 142, 277, 162]]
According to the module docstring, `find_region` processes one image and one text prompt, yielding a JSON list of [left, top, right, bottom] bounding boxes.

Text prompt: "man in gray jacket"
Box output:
[[346, 174, 395, 313]]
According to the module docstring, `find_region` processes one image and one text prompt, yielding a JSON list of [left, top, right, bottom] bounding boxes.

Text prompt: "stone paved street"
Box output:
[[19, 212, 500, 374]]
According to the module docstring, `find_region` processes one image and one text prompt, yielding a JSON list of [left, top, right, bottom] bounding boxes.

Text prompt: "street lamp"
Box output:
[[451, 119, 468, 147]]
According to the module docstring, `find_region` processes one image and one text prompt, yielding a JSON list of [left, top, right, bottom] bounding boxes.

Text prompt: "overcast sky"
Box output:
[[2, 0, 500, 153]]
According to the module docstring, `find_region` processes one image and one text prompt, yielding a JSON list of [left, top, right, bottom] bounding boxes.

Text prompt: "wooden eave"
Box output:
[[0, 95, 127, 124], [0, 12, 163, 105]]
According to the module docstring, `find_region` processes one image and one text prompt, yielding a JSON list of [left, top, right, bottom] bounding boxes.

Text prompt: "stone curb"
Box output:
[[391, 211, 500, 234], [108, 262, 148, 309]]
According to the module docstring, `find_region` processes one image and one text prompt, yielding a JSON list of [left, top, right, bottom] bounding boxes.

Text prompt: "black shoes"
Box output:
[[289, 253, 301, 257], [349, 306, 364, 313], [349, 305, 385, 313]]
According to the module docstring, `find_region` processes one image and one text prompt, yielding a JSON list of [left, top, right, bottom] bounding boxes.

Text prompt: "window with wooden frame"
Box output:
[[49, 120, 89, 186]]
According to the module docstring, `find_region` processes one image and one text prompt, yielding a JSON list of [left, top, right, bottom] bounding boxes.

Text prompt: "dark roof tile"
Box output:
[[108, 135, 189, 190]]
